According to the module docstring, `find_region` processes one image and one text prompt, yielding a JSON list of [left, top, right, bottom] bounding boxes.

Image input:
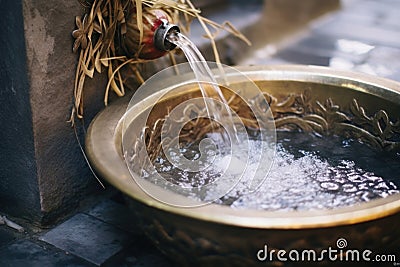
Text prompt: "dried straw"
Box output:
[[69, 0, 250, 125]]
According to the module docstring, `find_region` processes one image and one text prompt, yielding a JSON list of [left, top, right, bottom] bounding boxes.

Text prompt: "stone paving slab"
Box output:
[[312, 14, 400, 49], [339, 0, 400, 29], [274, 47, 332, 66], [85, 199, 140, 235], [345, 46, 400, 82], [0, 239, 93, 267], [336, 9, 400, 32], [284, 34, 372, 63], [0, 227, 16, 249], [39, 213, 131, 266], [242, 0, 400, 84]]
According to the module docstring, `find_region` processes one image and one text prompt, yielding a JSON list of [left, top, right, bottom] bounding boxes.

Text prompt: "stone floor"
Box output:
[[0, 192, 174, 267], [241, 0, 400, 83], [1, 0, 399, 266]]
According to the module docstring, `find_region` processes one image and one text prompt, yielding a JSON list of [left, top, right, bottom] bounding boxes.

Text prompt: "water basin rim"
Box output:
[[120, 63, 400, 125], [86, 64, 400, 229], [238, 64, 400, 96]]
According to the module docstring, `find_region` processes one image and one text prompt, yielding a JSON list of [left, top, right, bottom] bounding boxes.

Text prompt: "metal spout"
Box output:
[[154, 20, 180, 52]]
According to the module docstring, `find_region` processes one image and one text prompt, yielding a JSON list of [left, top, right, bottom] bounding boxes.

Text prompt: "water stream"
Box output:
[[167, 31, 239, 144]]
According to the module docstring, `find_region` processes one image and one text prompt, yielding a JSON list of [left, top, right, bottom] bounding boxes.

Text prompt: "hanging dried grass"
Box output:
[[69, 0, 250, 125]]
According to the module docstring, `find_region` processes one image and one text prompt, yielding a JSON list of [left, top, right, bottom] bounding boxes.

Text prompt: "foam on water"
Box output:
[[152, 132, 400, 211]]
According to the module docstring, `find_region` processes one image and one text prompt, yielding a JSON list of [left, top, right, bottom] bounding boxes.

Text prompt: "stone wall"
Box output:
[[0, 0, 106, 225], [0, 0, 41, 223]]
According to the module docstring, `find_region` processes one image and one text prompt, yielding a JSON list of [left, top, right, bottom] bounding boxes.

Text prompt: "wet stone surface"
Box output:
[[0, 239, 93, 267], [244, 0, 400, 82], [0, 227, 16, 248], [312, 17, 400, 49], [0, 198, 173, 266], [39, 213, 132, 266], [85, 199, 141, 235]]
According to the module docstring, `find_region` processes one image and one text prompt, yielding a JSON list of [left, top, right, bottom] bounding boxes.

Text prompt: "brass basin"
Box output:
[[86, 65, 400, 266]]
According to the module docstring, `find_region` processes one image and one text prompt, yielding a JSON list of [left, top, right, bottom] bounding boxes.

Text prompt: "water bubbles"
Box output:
[[342, 139, 351, 147], [320, 182, 340, 191], [218, 133, 399, 210], [342, 183, 358, 193], [348, 174, 365, 183], [375, 182, 390, 190], [211, 157, 243, 190], [149, 132, 400, 210]]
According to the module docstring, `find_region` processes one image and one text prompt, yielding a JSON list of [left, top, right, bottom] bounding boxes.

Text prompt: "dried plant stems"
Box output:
[[70, 0, 250, 125]]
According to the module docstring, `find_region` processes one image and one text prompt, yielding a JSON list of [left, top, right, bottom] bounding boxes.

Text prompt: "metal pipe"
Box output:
[[154, 20, 180, 52]]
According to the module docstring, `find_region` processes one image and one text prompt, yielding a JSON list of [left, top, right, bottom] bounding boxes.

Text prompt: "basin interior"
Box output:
[[120, 77, 400, 212], [86, 65, 400, 226]]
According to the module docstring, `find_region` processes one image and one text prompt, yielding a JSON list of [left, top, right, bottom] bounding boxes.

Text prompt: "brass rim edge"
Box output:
[[85, 65, 400, 229]]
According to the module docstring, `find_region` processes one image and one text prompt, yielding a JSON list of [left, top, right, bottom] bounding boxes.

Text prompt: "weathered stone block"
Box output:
[[0, 0, 106, 225]]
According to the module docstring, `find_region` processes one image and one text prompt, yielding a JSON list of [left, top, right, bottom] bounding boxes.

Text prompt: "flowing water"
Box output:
[[167, 32, 239, 143]]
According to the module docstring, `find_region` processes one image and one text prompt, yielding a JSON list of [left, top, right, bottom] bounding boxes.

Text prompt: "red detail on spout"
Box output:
[[123, 8, 173, 60]]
